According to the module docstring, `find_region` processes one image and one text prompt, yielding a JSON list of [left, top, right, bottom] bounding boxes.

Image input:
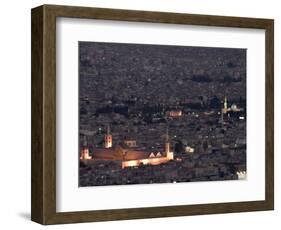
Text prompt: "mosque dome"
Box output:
[[231, 104, 238, 111]]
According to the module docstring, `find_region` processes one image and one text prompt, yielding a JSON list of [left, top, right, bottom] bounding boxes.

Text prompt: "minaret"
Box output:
[[80, 136, 91, 160], [221, 96, 228, 127], [104, 125, 112, 148], [223, 96, 228, 114], [165, 127, 173, 160]]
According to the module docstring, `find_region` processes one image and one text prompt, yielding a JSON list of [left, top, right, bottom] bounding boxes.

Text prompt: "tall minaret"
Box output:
[[223, 96, 228, 114], [165, 127, 173, 160], [104, 125, 112, 148], [80, 136, 91, 160], [221, 96, 228, 127]]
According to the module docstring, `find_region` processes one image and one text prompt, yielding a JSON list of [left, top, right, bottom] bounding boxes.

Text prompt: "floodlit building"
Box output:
[[222, 96, 229, 114], [236, 171, 247, 180], [222, 96, 242, 114], [104, 125, 112, 148], [221, 96, 244, 125], [80, 136, 92, 160], [166, 110, 183, 117], [185, 146, 195, 153], [123, 139, 137, 148], [80, 126, 174, 168], [80, 146, 92, 160]]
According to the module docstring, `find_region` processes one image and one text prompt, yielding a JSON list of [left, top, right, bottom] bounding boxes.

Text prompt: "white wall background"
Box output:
[[0, 0, 279, 229]]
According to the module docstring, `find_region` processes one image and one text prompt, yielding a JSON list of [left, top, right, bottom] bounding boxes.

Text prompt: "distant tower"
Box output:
[[165, 127, 173, 160], [80, 136, 91, 160], [223, 96, 228, 114], [104, 125, 112, 148]]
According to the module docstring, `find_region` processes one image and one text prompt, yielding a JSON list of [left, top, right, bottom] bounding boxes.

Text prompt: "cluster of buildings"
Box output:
[[78, 42, 247, 186], [79, 96, 246, 186], [80, 126, 174, 168], [81, 96, 244, 167], [220, 96, 244, 124]]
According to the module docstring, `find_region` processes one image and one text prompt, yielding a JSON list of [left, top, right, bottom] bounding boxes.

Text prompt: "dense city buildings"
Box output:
[[79, 42, 247, 187]]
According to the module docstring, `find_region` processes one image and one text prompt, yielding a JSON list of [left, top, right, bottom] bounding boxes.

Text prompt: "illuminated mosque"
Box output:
[[222, 96, 242, 114], [221, 96, 243, 124], [80, 126, 174, 168]]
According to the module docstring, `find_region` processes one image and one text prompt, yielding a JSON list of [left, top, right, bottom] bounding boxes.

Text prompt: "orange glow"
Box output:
[[104, 134, 112, 148], [122, 154, 173, 168], [167, 110, 182, 117], [80, 147, 92, 160], [122, 160, 138, 168], [124, 140, 137, 147]]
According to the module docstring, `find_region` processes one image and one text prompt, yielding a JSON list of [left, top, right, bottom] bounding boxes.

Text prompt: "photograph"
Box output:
[[30, 4, 274, 225], [78, 41, 247, 187]]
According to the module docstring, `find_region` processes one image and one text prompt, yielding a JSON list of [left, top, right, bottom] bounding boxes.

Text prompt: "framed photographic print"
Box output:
[[31, 4, 274, 225]]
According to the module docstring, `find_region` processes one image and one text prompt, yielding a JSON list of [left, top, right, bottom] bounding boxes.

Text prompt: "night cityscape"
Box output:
[[78, 41, 247, 187]]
